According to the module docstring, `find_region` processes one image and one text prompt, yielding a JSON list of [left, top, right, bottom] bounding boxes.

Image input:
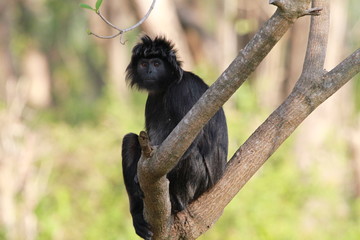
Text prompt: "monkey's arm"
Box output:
[[165, 72, 209, 159]]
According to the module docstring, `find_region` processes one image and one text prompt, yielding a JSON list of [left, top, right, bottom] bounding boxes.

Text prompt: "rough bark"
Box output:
[[136, 0, 360, 239]]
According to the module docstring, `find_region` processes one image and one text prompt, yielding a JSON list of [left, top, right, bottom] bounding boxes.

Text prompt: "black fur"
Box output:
[[122, 35, 228, 239]]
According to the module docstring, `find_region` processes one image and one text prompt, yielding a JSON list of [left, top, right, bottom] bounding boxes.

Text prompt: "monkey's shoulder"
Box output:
[[167, 71, 208, 97], [181, 71, 209, 88]]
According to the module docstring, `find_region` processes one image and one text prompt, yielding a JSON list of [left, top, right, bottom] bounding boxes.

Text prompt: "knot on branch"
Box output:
[[302, 7, 323, 16], [138, 131, 154, 158], [269, 0, 322, 19]]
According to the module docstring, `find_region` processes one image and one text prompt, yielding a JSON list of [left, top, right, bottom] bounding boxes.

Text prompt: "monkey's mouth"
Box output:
[[144, 79, 157, 83]]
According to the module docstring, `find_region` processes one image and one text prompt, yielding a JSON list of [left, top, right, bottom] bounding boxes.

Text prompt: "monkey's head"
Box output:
[[126, 35, 183, 93]]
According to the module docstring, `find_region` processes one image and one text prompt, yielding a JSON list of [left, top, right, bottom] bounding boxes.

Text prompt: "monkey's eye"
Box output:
[[153, 61, 161, 67], [140, 62, 148, 68]]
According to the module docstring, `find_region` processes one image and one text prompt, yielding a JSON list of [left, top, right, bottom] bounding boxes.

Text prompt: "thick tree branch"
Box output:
[[137, 132, 171, 239], [320, 48, 360, 101]]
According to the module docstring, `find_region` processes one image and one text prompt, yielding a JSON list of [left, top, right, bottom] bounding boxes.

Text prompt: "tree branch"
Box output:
[[300, 0, 329, 84], [320, 48, 360, 101]]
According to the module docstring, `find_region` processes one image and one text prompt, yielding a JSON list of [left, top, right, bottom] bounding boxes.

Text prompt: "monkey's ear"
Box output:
[[153, 35, 183, 82], [168, 51, 183, 82]]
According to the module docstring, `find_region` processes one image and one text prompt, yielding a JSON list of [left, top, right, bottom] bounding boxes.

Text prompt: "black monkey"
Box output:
[[122, 36, 228, 239]]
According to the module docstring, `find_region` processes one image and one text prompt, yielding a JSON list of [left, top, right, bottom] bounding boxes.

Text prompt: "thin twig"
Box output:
[[89, 0, 156, 40], [119, 33, 128, 45], [121, 0, 156, 33], [89, 31, 122, 39], [97, 10, 123, 32]]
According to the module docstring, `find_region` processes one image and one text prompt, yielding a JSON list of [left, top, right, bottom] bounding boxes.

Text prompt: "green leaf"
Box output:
[[79, 3, 95, 11], [95, 0, 103, 11]]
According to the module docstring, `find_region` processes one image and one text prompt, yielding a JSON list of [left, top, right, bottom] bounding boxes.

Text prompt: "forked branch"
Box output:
[[81, 0, 156, 43]]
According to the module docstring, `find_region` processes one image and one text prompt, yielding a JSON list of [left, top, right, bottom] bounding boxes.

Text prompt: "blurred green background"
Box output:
[[1, 0, 360, 239]]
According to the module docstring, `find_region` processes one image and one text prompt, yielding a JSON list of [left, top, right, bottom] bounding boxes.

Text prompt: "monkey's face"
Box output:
[[135, 58, 171, 92], [126, 35, 184, 92]]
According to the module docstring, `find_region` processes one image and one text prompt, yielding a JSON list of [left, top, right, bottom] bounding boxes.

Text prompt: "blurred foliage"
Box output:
[[11, 0, 108, 125]]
